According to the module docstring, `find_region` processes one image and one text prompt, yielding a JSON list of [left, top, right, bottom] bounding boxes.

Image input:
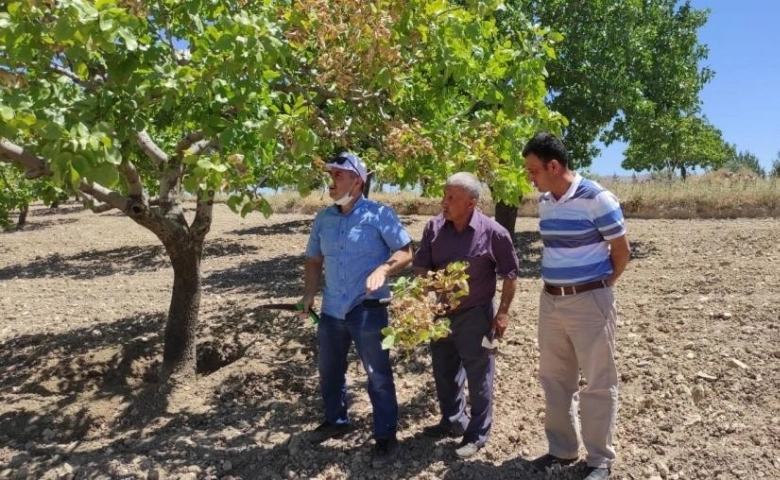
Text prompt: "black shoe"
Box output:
[[583, 467, 610, 480], [371, 436, 399, 469], [308, 421, 351, 444], [531, 453, 579, 471], [422, 423, 463, 439]]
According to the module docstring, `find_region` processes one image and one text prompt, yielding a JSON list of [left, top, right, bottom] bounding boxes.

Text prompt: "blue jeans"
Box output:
[[317, 304, 398, 439]]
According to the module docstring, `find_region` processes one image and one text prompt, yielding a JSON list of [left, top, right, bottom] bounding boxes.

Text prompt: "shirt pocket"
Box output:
[[348, 223, 380, 255], [319, 224, 341, 257], [465, 251, 493, 276]]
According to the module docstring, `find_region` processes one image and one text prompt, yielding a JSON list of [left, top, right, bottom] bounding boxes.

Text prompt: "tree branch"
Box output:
[[0, 138, 51, 178], [76, 190, 116, 213], [78, 178, 128, 210], [188, 139, 212, 156], [50, 64, 93, 90], [118, 159, 145, 197], [136, 130, 169, 164], [174, 131, 205, 156]]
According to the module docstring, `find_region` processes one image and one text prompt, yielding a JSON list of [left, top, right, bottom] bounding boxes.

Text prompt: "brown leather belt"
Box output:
[[544, 279, 608, 296]]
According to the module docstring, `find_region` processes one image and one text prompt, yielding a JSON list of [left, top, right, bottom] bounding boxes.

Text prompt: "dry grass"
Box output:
[[263, 173, 780, 220], [601, 174, 780, 219]]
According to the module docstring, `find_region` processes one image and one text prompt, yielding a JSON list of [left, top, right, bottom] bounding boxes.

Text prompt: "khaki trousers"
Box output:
[[538, 287, 618, 469]]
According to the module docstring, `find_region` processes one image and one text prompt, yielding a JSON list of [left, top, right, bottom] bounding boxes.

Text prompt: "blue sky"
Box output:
[[591, 0, 780, 175]]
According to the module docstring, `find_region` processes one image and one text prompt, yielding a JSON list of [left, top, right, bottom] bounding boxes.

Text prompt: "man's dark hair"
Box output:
[[522, 132, 569, 168]]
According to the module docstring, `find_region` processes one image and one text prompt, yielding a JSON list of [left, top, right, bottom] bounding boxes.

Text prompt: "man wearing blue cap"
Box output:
[[300, 151, 413, 468]]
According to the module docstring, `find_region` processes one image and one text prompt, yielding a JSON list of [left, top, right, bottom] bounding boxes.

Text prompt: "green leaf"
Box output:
[[98, 13, 114, 32], [0, 105, 13, 121], [226, 194, 243, 213], [117, 27, 138, 51], [240, 201, 253, 218], [89, 162, 119, 188], [103, 145, 122, 165], [69, 166, 80, 185], [381, 334, 396, 351], [257, 196, 273, 218], [182, 175, 199, 193], [196, 158, 215, 170]]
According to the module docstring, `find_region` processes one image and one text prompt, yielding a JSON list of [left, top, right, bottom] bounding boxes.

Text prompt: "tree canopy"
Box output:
[[0, 0, 564, 378], [622, 114, 733, 179], [0, 0, 565, 212], [515, 0, 713, 168]]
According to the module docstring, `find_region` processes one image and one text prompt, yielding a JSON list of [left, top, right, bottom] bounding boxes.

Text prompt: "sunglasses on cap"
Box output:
[[330, 153, 359, 172]]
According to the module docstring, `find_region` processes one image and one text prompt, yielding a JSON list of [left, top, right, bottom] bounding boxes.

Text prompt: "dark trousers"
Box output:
[[318, 304, 398, 440], [430, 303, 495, 445]]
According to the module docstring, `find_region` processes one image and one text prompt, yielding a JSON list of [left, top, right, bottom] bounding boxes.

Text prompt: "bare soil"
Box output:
[[1, 204, 779, 480]]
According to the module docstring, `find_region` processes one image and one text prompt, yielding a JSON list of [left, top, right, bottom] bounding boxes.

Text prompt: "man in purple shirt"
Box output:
[[413, 172, 519, 458]]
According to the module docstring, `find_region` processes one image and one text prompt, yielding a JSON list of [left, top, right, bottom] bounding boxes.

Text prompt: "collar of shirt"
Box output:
[[330, 195, 366, 215], [444, 209, 482, 232], [545, 173, 582, 204]]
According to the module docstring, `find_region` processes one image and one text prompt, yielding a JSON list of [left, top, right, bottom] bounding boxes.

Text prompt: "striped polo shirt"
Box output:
[[538, 174, 626, 286]]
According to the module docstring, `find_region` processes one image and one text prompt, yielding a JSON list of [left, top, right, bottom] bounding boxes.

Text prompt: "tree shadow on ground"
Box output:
[[1, 217, 80, 234], [227, 218, 313, 237], [513, 230, 543, 279], [31, 204, 86, 216], [0, 294, 522, 479], [0, 312, 170, 452], [0, 238, 258, 281], [204, 254, 305, 297]]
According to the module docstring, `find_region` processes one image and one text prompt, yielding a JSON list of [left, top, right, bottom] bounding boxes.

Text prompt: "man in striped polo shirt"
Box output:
[[522, 133, 631, 480]]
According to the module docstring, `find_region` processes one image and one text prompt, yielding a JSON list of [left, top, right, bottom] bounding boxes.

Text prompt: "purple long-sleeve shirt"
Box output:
[[413, 210, 519, 311]]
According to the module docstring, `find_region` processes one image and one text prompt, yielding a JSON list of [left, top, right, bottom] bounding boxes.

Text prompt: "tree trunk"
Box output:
[[160, 242, 202, 381], [362, 172, 373, 199], [680, 165, 688, 181], [493, 197, 521, 236], [16, 204, 28, 229]]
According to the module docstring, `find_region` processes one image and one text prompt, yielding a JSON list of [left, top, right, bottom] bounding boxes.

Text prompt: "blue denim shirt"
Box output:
[[306, 196, 412, 319]]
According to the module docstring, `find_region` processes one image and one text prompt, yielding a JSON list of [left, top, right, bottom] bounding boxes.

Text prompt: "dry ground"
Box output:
[[1, 204, 779, 480]]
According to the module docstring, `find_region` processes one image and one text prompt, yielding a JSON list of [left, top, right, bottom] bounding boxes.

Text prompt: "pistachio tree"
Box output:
[[517, 0, 713, 166], [622, 114, 733, 179], [0, 0, 562, 381]]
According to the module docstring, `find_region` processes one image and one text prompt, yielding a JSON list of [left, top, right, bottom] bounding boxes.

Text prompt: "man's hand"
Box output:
[[299, 294, 316, 319], [366, 268, 387, 294], [367, 245, 413, 294], [493, 312, 510, 339]]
